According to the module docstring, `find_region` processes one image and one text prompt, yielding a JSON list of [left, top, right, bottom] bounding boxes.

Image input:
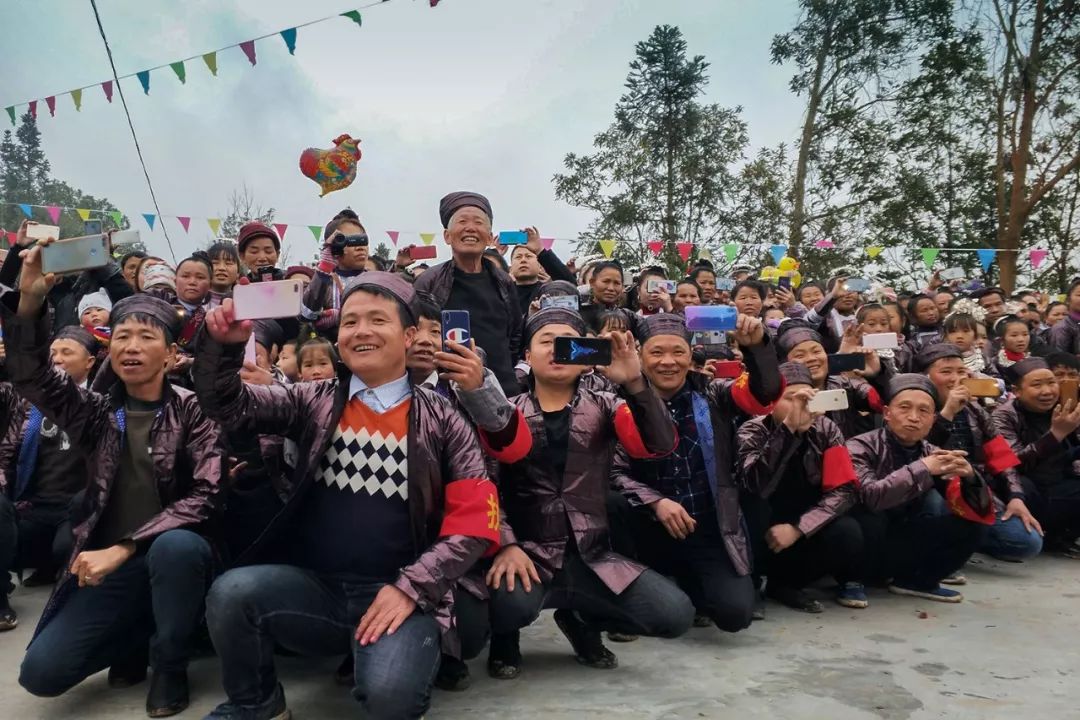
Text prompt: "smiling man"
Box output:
[[413, 192, 523, 396]]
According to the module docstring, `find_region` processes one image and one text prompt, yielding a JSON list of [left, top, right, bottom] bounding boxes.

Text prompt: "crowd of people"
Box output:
[[1, 189, 1078, 720]]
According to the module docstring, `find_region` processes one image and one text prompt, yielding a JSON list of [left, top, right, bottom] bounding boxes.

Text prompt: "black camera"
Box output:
[[330, 233, 369, 257]]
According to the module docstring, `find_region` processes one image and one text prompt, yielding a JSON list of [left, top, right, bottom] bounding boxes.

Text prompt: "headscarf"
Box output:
[[523, 308, 586, 346], [439, 191, 492, 228]]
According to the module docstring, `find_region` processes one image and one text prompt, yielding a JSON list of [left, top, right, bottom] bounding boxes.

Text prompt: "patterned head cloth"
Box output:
[[914, 343, 964, 373], [776, 324, 823, 358], [1004, 357, 1050, 386], [886, 373, 940, 408], [439, 191, 492, 228], [141, 263, 176, 291], [110, 294, 183, 343], [538, 280, 578, 298], [53, 325, 99, 355], [340, 270, 417, 324], [779, 361, 814, 387], [523, 308, 587, 346], [640, 314, 691, 344]]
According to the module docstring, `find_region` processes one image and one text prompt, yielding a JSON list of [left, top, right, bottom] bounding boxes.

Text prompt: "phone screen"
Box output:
[[499, 231, 528, 245], [827, 353, 866, 374], [554, 336, 612, 366]]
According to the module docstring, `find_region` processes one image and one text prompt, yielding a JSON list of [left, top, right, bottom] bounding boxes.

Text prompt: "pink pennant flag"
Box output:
[[46, 205, 61, 224], [647, 240, 663, 256], [45, 96, 56, 116], [541, 237, 555, 251], [273, 223, 288, 240], [814, 239, 835, 249], [5, 231, 16, 247], [1030, 248, 1049, 269], [386, 230, 400, 246], [29, 100, 37, 118], [177, 216, 191, 232], [676, 242, 694, 262], [102, 81, 114, 103], [240, 40, 257, 66]]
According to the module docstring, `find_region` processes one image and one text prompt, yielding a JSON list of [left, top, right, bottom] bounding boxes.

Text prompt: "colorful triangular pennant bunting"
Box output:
[[137, 70, 150, 94], [308, 225, 321, 241], [386, 230, 400, 246], [71, 88, 82, 111], [76, 208, 91, 221], [4, 107, 14, 126], [102, 81, 113, 102], [814, 239, 834, 249], [676, 242, 694, 262], [240, 40, 257, 66], [419, 232, 435, 246], [108, 210, 123, 227], [341, 10, 363, 26], [143, 213, 156, 231], [541, 237, 555, 251], [45, 96, 56, 117], [273, 223, 288, 240], [598, 239, 616, 258], [28, 101, 37, 119], [866, 246, 883, 259], [1030, 248, 1049, 270], [208, 218, 221, 236], [281, 28, 297, 55], [921, 248, 940, 269], [46, 205, 60, 223], [203, 52, 218, 76], [170, 61, 186, 84], [976, 248, 996, 272], [18, 204, 32, 218], [770, 244, 787, 265], [723, 243, 738, 263], [177, 216, 191, 232], [647, 240, 663, 256]]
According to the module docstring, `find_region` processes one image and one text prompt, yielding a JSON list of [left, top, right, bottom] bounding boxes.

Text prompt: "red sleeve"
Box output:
[[983, 435, 1021, 475], [945, 476, 996, 526], [821, 446, 858, 492], [613, 402, 676, 459], [731, 373, 784, 415], [477, 408, 532, 464], [439, 478, 501, 556], [866, 387, 884, 414]]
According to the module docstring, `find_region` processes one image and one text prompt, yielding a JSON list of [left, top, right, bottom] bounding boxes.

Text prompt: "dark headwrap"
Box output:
[[524, 308, 587, 346], [640, 314, 691, 343], [1004, 357, 1050, 386], [776, 324, 823, 358], [252, 320, 285, 351], [887, 373, 940, 408], [538, 280, 578, 298], [439, 191, 492, 228], [284, 265, 315, 280], [779, 362, 814, 387], [339, 270, 417, 324], [54, 325, 99, 355], [914, 343, 964, 373], [110, 295, 183, 343]]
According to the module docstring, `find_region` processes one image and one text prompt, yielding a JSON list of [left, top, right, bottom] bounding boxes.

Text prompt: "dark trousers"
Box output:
[[853, 491, 982, 589], [205, 564, 441, 720], [488, 552, 694, 638], [0, 495, 74, 594], [1020, 476, 1080, 545], [19, 529, 213, 696], [608, 493, 753, 632], [453, 584, 490, 661], [767, 515, 864, 590]]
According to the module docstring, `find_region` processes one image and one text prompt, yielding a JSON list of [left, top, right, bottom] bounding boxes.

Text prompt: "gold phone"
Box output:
[[1061, 379, 1079, 406], [963, 377, 1001, 398]]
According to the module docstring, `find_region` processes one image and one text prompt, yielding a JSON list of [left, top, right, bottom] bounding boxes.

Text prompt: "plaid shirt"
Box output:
[[653, 385, 715, 520]]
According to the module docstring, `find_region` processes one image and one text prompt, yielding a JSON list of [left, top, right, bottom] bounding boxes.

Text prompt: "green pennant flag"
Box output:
[[723, 243, 738, 263], [921, 248, 940, 270], [341, 10, 362, 27], [170, 61, 186, 84], [309, 225, 322, 241], [203, 52, 218, 76], [5, 107, 14, 126], [109, 210, 123, 227]]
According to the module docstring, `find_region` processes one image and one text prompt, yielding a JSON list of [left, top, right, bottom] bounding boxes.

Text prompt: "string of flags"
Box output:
[[1, 1, 434, 125]]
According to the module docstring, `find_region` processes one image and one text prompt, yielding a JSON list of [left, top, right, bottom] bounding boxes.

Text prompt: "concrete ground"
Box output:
[[1, 553, 1076, 720]]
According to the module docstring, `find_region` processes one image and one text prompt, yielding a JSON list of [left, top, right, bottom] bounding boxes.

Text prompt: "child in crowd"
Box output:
[[995, 315, 1031, 372], [275, 338, 300, 382], [944, 300, 994, 376], [297, 336, 338, 382], [77, 290, 112, 329]]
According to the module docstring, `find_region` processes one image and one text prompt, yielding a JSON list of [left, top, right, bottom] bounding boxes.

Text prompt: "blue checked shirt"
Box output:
[[655, 386, 715, 520]]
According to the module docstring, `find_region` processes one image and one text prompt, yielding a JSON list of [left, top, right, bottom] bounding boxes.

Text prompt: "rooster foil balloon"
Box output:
[[299, 134, 362, 197]]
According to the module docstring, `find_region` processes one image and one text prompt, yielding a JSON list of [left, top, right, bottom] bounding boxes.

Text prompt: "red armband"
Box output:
[[439, 478, 501, 555], [614, 402, 676, 459], [821, 446, 858, 492], [478, 409, 533, 464], [983, 435, 1020, 475], [731, 373, 784, 416], [866, 387, 884, 414], [945, 476, 996, 526]]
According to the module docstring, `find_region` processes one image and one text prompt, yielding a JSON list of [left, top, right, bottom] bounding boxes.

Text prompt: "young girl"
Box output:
[[297, 336, 338, 382], [276, 338, 300, 383], [905, 294, 943, 351], [856, 303, 899, 370], [943, 302, 991, 376], [207, 241, 241, 305], [995, 315, 1030, 371], [175, 253, 212, 310]]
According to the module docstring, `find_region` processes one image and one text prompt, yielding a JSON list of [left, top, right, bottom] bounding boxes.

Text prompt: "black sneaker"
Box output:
[[146, 670, 189, 718], [109, 644, 149, 688], [22, 568, 56, 588], [487, 631, 522, 680], [767, 586, 824, 614], [692, 613, 713, 628], [553, 610, 618, 669], [0, 595, 16, 632], [434, 654, 471, 691], [202, 683, 291, 720]]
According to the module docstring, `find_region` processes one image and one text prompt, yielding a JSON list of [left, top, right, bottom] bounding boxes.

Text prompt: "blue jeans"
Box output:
[[205, 565, 440, 720], [923, 490, 1042, 561], [19, 529, 213, 696]]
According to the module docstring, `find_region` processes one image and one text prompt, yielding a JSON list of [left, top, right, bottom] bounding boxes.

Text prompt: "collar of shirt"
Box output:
[[348, 373, 412, 414], [420, 371, 439, 389]]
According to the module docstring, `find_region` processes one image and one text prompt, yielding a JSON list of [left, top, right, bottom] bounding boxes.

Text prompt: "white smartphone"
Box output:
[[232, 279, 303, 321], [647, 278, 677, 294], [40, 234, 110, 275], [808, 388, 850, 413], [111, 229, 141, 246], [863, 332, 899, 350], [25, 224, 60, 241], [940, 267, 965, 281]]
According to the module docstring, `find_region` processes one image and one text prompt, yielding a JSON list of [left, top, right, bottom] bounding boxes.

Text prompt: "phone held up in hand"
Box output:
[[441, 310, 471, 353], [40, 234, 110, 275], [827, 352, 866, 374], [232, 279, 303, 320], [685, 305, 737, 332], [554, 336, 612, 366]]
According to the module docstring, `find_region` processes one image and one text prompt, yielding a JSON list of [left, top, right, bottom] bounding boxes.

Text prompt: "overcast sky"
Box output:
[[1, 0, 801, 264]]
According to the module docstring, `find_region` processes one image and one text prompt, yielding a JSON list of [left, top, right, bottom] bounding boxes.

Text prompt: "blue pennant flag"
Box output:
[[142, 213, 156, 231], [18, 204, 32, 218], [770, 244, 787, 265], [280, 28, 297, 54], [977, 248, 996, 272], [137, 70, 150, 94]]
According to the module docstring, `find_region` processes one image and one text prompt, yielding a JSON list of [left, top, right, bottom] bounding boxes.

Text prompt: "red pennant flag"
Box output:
[[177, 216, 191, 232], [273, 223, 288, 240], [5, 231, 16, 246], [676, 242, 693, 262], [29, 100, 37, 118], [541, 237, 555, 251], [102, 81, 113, 103], [647, 240, 663, 256], [240, 40, 257, 66], [386, 230, 400, 246], [46, 205, 61, 224], [45, 96, 56, 116]]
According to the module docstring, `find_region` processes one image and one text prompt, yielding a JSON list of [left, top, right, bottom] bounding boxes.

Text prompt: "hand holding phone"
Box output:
[[807, 388, 850, 413], [827, 353, 866, 374], [685, 305, 738, 332], [647, 278, 677, 294], [863, 332, 899, 350], [441, 310, 471, 353], [40, 234, 110, 275], [843, 278, 871, 293], [25, 224, 60, 241], [409, 245, 437, 261], [963, 377, 1001, 398], [232, 279, 303, 320], [554, 336, 612, 366]]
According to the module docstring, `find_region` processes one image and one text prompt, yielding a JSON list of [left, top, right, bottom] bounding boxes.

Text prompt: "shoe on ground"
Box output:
[[0, 596, 16, 632], [203, 683, 291, 720], [606, 631, 639, 642], [109, 644, 149, 688], [1059, 538, 1080, 559], [888, 582, 963, 603], [146, 670, 189, 718], [22, 568, 57, 588], [487, 631, 522, 680], [835, 582, 869, 609], [434, 654, 470, 692], [767, 586, 824, 614], [751, 593, 766, 621], [941, 573, 967, 585], [692, 613, 713, 628], [333, 654, 353, 687], [553, 609, 618, 669]]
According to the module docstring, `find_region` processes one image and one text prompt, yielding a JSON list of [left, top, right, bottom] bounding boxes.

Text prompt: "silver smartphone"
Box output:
[[40, 234, 110, 275], [807, 388, 850, 413]]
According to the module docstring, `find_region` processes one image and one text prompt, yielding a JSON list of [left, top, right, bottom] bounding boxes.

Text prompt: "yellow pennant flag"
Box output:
[[207, 218, 222, 236], [71, 88, 82, 111], [76, 208, 91, 221], [599, 239, 617, 258], [866, 246, 884, 259], [419, 232, 435, 246]]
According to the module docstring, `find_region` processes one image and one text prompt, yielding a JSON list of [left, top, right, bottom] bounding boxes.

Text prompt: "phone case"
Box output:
[[863, 333, 899, 350], [808, 389, 850, 413], [441, 311, 471, 347], [409, 245, 437, 260], [25, 224, 60, 241], [1060, 380, 1078, 405], [713, 360, 743, 378], [844, 279, 871, 292], [962, 378, 1001, 397], [232, 280, 303, 320], [685, 305, 737, 332], [40, 235, 110, 275]]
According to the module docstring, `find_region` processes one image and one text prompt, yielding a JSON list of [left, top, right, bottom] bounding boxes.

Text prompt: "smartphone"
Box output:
[[232, 279, 303, 320], [712, 359, 743, 378], [963, 377, 1001, 398], [441, 310, 471, 351], [40, 234, 110, 275], [647, 278, 677, 294], [243, 334, 257, 365], [863, 332, 899, 350], [685, 305, 738, 332], [83, 219, 103, 236], [843, 278, 871, 293], [940, 267, 965, 281], [692, 330, 726, 346], [1060, 379, 1078, 406], [25, 223, 60, 241], [700, 346, 730, 362], [715, 278, 735, 291], [499, 231, 528, 245], [110, 229, 141, 247], [540, 295, 579, 311], [554, 336, 612, 366], [828, 352, 866, 374], [808, 388, 850, 413], [777, 276, 792, 291], [409, 245, 437, 261]]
